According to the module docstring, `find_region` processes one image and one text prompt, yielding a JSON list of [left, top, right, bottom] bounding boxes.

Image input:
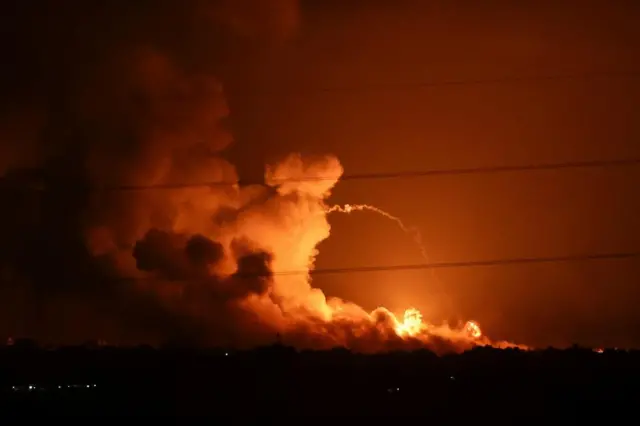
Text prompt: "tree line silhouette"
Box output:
[[0, 339, 638, 417]]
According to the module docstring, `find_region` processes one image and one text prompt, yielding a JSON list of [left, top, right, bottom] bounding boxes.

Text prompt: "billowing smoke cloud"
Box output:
[[0, 0, 303, 344], [119, 149, 494, 353], [0, 0, 509, 353]]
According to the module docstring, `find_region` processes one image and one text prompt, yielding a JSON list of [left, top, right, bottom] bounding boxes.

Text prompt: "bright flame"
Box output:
[[327, 203, 486, 341], [395, 308, 425, 337], [464, 321, 482, 339], [392, 308, 484, 341], [323, 203, 509, 350]]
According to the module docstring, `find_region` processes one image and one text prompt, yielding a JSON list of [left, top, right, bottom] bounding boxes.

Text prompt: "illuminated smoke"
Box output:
[[121, 147, 525, 353], [0, 48, 522, 352], [0, 1, 527, 352]]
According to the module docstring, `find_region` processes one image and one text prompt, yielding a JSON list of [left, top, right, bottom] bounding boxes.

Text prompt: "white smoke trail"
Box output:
[[326, 203, 452, 311]]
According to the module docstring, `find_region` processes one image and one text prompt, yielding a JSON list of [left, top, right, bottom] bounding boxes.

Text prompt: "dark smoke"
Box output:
[[0, 0, 300, 345], [130, 228, 277, 347], [134, 229, 194, 280], [132, 228, 271, 300]]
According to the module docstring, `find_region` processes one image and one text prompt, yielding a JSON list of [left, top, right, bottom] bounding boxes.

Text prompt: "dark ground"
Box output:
[[1, 342, 637, 418]]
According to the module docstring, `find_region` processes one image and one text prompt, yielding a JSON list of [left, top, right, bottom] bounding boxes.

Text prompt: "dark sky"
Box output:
[[0, 0, 639, 349]]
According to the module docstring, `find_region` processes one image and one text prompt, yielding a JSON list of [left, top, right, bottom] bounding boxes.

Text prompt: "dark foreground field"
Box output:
[[1, 343, 638, 417]]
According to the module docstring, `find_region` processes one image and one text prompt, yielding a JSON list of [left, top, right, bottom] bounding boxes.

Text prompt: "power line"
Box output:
[[333, 157, 640, 184], [296, 251, 638, 277], [5, 157, 638, 192], [233, 70, 640, 97], [115, 251, 638, 281]]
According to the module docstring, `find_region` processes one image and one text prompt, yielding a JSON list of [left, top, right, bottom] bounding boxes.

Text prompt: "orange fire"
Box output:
[[309, 201, 525, 352], [393, 308, 485, 341], [230, 189, 525, 353], [465, 321, 482, 339], [395, 308, 425, 337], [393, 308, 484, 342]]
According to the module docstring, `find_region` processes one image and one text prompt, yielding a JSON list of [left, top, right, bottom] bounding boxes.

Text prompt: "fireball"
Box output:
[[395, 308, 425, 337]]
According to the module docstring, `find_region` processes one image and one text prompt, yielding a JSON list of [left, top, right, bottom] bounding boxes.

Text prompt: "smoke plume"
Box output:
[[0, 0, 517, 353]]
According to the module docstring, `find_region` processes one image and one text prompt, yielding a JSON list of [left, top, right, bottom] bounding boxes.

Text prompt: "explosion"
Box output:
[[113, 149, 523, 353], [67, 48, 524, 354], [395, 308, 424, 337], [0, 1, 526, 352]]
